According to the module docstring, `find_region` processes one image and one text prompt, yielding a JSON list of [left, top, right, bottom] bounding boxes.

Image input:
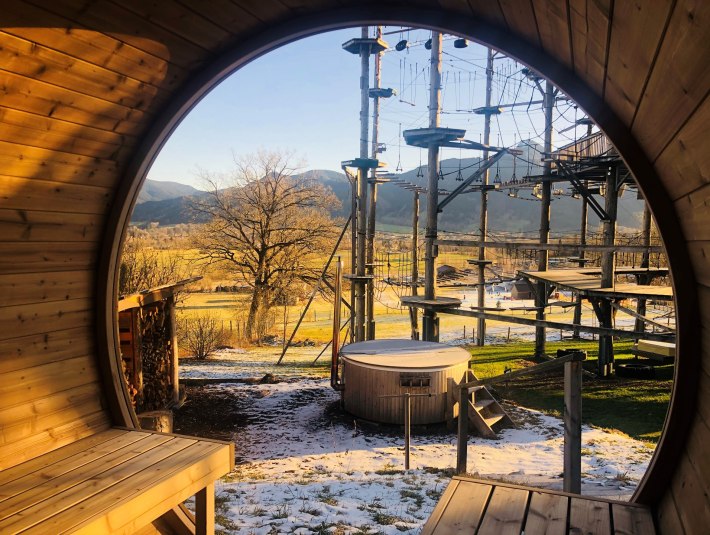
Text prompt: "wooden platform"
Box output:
[[520, 269, 673, 302], [0, 427, 234, 534], [422, 476, 656, 535]]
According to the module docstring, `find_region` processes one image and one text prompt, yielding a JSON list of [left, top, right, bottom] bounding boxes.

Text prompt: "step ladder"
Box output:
[[447, 370, 514, 439]]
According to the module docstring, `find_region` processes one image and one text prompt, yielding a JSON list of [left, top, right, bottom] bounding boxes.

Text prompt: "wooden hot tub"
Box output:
[[339, 339, 470, 425]]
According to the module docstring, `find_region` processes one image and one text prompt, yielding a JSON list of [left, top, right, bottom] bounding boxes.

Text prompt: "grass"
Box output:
[[467, 339, 673, 442]]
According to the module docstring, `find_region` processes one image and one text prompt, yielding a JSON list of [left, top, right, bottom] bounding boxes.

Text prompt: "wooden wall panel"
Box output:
[[0, 210, 102, 242], [1, 1, 183, 89], [0, 71, 149, 135], [531, 0, 572, 67], [633, 0, 710, 159], [0, 31, 167, 112], [43, 0, 210, 68], [0, 176, 112, 215], [496, 0, 541, 47], [0, 271, 93, 308], [0, 243, 96, 274], [604, 0, 673, 125], [568, 0, 611, 94], [464, 0, 507, 27], [655, 95, 710, 202], [0, 327, 95, 374], [0, 299, 92, 341], [0, 108, 136, 160], [668, 450, 710, 532]]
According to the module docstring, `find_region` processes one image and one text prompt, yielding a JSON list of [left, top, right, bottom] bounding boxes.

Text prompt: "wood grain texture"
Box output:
[[0, 326, 95, 374], [0, 298, 93, 340], [0, 209, 102, 242], [0, 242, 97, 274], [633, 0, 710, 158], [604, 0, 673, 125], [498, 0, 542, 47], [654, 92, 710, 202], [477, 485, 528, 535], [0, 176, 112, 214], [0, 270, 93, 307], [612, 502, 656, 535], [569, 496, 611, 535], [524, 491, 568, 535], [668, 449, 710, 533], [568, 0, 611, 94], [429, 479, 492, 534], [531, 0, 572, 67]]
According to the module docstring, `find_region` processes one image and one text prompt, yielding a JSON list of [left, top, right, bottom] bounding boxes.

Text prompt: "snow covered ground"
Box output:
[[179, 349, 656, 534]]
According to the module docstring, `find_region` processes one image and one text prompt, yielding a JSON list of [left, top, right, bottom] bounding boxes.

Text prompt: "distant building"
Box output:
[[437, 264, 457, 277], [511, 279, 534, 300]]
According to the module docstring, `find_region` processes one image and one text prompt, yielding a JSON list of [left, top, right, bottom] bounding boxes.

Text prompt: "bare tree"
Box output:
[[190, 150, 341, 340], [178, 314, 226, 360], [119, 232, 190, 297]]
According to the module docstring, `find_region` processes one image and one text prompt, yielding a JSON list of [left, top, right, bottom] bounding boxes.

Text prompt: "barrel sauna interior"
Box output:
[[340, 340, 470, 425]]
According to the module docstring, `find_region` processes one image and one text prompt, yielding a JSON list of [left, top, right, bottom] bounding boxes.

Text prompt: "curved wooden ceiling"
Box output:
[[0, 1, 707, 532]]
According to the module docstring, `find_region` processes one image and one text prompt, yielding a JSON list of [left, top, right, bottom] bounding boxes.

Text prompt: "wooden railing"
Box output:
[[456, 349, 586, 493]]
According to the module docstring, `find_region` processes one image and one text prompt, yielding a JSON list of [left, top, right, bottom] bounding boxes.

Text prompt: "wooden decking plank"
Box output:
[[0, 430, 147, 501], [0, 429, 124, 487], [477, 485, 528, 535], [50, 442, 229, 534], [612, 502, 656, 535], [569, 496, 612, 535], [524, 491, 568, 535], [420, 479, 460, 534], [430, 479, 492, 534], [0, 433, 175, 525]]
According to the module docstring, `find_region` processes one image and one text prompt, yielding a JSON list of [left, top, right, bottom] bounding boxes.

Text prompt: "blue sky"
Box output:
[[147, 28, 589, 189]]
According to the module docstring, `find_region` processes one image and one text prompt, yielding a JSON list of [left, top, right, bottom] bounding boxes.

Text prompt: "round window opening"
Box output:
[[108, 19, 687, 530]]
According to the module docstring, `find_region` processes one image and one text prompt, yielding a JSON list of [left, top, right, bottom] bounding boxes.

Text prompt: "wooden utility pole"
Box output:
[[535, 80, 554, 358], [354, 26, 371, 343], [635, 202, 653, 334], [410, 189, 420, 339], [598, 165, 619, 376], [573, 183, 588, 338], [423, 31, 443, 342], [366, 26, 383, 341], [477, 48, 494, 346]]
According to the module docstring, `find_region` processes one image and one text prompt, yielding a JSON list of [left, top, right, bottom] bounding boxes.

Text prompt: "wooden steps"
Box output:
[[448, 371, 514, 439], [422, 476, 656, 534], [0, 427, 234, 534]]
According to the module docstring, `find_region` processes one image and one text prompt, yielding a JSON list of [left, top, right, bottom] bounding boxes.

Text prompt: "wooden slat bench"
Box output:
[[422, 476, 656, 535], [0, 427, 234, 534]]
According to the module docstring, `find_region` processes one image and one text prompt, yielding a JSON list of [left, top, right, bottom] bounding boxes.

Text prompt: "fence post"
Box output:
[[562, 349, 585, 494], [404, 393, 411, 470], [456, 385, 468, 475]]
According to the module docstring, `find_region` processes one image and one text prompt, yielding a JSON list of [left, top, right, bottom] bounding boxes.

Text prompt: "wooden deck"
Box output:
[[421, 477, 656, 535], [520, 269, 673, 302]]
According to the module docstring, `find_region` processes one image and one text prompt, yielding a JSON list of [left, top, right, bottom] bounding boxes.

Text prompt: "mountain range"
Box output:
[[132, 148, 646, 233]]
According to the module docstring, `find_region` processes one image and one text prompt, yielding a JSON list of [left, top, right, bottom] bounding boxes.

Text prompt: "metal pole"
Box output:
[[410, 190, 420, 339], [563, 354, 583, 493], [423, 31, 442, 342], [535, 80, 554, 357], [456, 385, 468, 475], [404, 392, 411, 470], [477, 48, 494, 346], [355, 26, 370, 343], [366, 26, 382, 341]]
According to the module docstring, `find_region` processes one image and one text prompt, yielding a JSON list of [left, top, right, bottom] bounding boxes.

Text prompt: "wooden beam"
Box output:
[[435, 239, 663, 253], [440, 307, 673, 342]]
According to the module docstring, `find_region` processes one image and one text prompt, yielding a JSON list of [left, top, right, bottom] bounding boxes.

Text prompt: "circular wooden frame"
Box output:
[[98, 6, 699, 506]]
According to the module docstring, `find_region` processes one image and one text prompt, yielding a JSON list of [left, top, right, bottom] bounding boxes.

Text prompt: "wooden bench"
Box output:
[[0, 427, 234, 534], [422, 476, 656, 534], [631, 339, 676, 365]]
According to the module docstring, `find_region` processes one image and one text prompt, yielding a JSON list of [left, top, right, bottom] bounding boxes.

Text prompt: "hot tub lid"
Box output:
[[339, 339, 470, 370]]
